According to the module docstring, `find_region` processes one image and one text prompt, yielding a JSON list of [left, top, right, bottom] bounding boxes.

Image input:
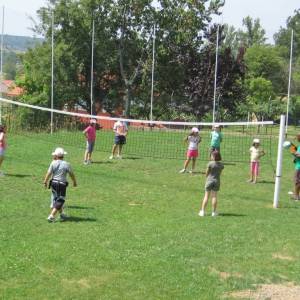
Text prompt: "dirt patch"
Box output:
[[272, 253, 295, 261], [209, 267, 243, 280], [228, 283, 300, 300]]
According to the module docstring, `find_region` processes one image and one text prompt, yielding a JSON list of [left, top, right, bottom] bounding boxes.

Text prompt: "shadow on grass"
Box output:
[[222, 162, 237, 166], [91, 161, 114, 164], [191, 171, 206, 175], [259, 180, 275, 184], [67, 205, 94, 210], [123, 156, 142, 160], [219, 213, 246, 217], [5, 173, 33, 178], [63, 216, 97, 222]]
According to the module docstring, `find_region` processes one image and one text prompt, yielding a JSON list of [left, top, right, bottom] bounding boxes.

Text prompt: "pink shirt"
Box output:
[[0, 132, 5, 149], [83, 125, 96, 142]]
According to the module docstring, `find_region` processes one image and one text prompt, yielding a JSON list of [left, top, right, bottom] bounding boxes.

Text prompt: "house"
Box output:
[[0, 80, 24, 98]]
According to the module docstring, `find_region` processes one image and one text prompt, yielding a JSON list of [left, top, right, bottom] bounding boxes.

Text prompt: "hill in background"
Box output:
[[3, 34, 43, 52]]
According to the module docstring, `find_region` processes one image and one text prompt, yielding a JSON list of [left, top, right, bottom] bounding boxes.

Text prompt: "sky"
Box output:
[[0, 0, 299, 42]]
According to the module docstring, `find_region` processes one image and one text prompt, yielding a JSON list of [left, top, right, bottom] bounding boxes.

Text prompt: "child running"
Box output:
[[83, 119, 97, 165], [199, 151, 224, 217], [248, 138, 265, 184], [0, 125, 6, 176], [179, 127, 201, 174], [43, 147, 77, 222], [210, 125, 223, 153], [109, 120, 128, 159]]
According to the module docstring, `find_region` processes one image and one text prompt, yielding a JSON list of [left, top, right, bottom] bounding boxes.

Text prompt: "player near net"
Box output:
[[109, 120, 128, 159], [83, 119, 97, 165]]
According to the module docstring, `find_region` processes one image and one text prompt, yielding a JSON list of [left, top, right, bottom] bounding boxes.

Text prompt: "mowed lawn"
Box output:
[[1, 133, 300, 300]]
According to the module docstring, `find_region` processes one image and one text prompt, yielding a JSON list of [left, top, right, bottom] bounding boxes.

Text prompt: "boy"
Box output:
[[109, 120, 128, 159], [83, 119, 97, 165], [292, 134, 300, 200], [43, 147, 77, 222]]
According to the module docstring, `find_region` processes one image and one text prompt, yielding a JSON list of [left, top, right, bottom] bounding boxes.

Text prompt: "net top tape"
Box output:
[[0, 97, 274, 127]]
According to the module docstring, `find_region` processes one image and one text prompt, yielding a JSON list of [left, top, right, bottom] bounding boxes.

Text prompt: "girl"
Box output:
[[248, 138, 265, 184], [210, 125, 223, 153], [199, 151, 224, 217], [83, 119, 97, 165], [0, 125, 6, 176], [179, 127, 201, 174]]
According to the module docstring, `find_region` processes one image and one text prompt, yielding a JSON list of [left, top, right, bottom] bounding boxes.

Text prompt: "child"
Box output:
[[199, 151, 224, 217], [291, 134, 300, 200], [248, 138, 265, 184], [109, 120, 128, 159], [0, 125, 6, 177], [179, 127, 201, 174], [83, 119, 97, 165], [210, 125, 223, 153], [43, 147, 77, 222]]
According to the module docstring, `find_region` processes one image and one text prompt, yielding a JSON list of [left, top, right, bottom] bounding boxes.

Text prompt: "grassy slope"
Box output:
[[0, 134, 300, 300]]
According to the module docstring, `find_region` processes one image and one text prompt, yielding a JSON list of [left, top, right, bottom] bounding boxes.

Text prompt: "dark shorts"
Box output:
[[210, 147, 220, 153], [115, 135, 126, 145], [294, 170, 300, 185], [86, 141, 95, 153], [205, 180, 220, 192], [51, 180, 68, 209]]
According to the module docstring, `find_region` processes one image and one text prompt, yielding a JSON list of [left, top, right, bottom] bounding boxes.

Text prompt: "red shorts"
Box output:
[[187, 150, 198, 158], [251, 161, 259, 176]]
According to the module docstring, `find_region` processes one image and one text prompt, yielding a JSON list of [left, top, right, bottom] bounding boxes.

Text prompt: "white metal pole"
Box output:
[[0, 6, 4, 125], [90, 17, 95, 115], [273, 114, 286, 208], [247, 112, 250, 128], [212, 25, 219, 123], [150, 24, 156, 121], [50, 11, 54, 134], [285, 30, 294, 134]]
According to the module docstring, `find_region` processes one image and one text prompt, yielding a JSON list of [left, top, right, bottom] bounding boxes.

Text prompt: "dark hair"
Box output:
[[211, 150, 222, 161], [0, 125, 4, 133]]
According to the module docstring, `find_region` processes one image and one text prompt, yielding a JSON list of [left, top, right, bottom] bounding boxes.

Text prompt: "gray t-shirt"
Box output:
[[206, 161, 224, 183], [48, 160, 72, 183]]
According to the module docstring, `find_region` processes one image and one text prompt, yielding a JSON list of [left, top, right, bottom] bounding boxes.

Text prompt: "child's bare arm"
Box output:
[[205, 167, 210, 177], [43, 172, 52, 188], [69, 171, 77, 187]]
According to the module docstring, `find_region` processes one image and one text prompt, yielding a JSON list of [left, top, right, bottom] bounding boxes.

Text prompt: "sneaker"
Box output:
[[60, 213, 68, 221], [84, 160, 88, 165], [47, 215, 55, 222], [198, 210, 205, 217], [117, 155, 122, 159], [179, 169, 186, 174], [212, 211, 218, 217], [109, 155, 114, 160]]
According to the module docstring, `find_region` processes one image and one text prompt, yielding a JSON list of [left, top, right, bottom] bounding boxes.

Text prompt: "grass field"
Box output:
[[1, 133, 300, 299]]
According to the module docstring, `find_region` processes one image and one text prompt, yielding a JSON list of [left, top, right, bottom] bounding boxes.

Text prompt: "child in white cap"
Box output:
[[43, 147, 77, 222], [179, 127, 201, 174], [248, 138, 265, 184], [210, 124, 223, 153]]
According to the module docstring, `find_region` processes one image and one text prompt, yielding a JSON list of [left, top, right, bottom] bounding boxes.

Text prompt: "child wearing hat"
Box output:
[[83, 118, 97, 165], [43, 147, 77, 222], [210, 125, 223, 153], [248, 138, 265, 184], [179, 127, 201, 174]]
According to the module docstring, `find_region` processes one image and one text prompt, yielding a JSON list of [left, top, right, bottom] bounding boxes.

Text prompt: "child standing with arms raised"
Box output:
[[83, 119, 97, 165], [199, 151, 224, 217], [0, 125, 6, 176], [248, 138, 265, 184], [179, 127, 201, 174]]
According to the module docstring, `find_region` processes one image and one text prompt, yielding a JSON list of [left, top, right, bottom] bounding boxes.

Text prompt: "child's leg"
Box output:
[[84, 150, 89, 162], [295, 183, 300, 200], [253, 162, 259, 183], [248, 162, 254, 182], [191, 158, 196, 172], [183, 157, 191, 170], [201, 191, 210, 211], [0, 156, 4, 169], [211, 191, 218, 212], [111, 144, 117, 156], [118, 145, 123, 156]]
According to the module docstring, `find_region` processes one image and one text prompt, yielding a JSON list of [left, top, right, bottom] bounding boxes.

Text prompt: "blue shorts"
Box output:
[[115, 135, 126, 145], [0, 148, 5, 157], [86, 141, 95, 153]]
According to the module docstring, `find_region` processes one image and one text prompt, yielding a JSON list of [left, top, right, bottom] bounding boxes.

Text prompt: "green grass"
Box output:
[[1, 133, 300, 299]]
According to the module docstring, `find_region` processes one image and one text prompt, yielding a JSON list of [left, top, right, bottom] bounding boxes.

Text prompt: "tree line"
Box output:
[[10, 0, 300, 122]]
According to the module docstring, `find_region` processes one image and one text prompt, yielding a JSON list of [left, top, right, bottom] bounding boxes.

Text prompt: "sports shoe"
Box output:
[[117, 155, 122, 159], [212, 211, 218, 217], [84, 160, 88, 165], [198, 210, 205, 217], [109, 155, 114, 160], [47, 215, 55, 222], [179, 169, 186, 174], [60, 213, 67, 221]]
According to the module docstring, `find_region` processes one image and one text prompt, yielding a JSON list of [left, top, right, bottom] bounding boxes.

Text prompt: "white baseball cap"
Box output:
[[214, 124, 220, 128], [191, 127, 199, 133], [52, 147, 67, 156], [253, 138, 260, 144], [90, 119, 97, 124]]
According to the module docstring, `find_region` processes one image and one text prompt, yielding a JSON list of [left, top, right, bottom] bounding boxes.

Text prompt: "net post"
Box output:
[[273, 114, 286, 209], [50, 11, 54, 134]]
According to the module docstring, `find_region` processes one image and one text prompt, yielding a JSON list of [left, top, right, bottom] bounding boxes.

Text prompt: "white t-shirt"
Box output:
[[188, 136, 200, 150], [250, 146, 263, 162], [113, 121, 128, 136]]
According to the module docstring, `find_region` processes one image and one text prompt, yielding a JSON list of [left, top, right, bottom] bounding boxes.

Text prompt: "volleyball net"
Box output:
[[0, 98, 276, 162]]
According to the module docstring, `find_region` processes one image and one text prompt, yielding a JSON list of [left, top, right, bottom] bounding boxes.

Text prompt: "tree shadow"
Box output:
[[63, 216, 97, 223], [5, 173, 33, 178], [218, 213, 246, 217], [67, 205, 94, 210]]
